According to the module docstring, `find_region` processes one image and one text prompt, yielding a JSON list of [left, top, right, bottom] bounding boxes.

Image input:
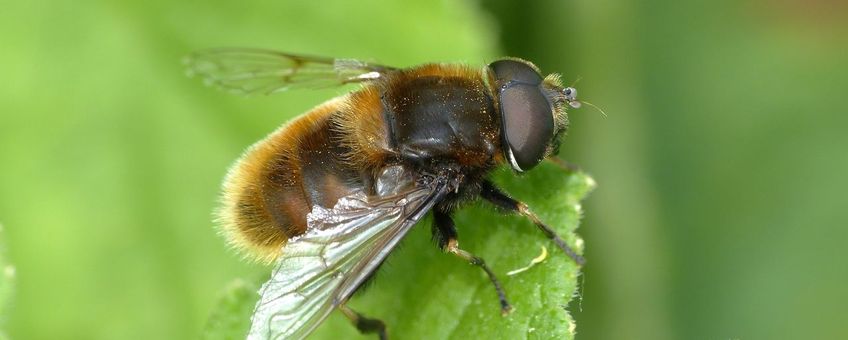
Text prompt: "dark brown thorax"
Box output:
[[378, 65, 501, 169]]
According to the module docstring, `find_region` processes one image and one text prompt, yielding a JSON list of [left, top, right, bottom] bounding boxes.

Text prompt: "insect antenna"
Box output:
[[569, 76, 583, 88], [578, 100, 608, 118]]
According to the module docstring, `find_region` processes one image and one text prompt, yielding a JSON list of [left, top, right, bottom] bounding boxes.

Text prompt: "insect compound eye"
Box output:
[[498, 83, 554, 171], [489, 59, 554, 171], [489, 59, 544, 85], [488, 59, 553, 172]]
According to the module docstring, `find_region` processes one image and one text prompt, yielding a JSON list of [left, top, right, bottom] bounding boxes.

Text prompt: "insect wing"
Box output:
[[184, 48, 395, 95], [248, 167, 449, 340]]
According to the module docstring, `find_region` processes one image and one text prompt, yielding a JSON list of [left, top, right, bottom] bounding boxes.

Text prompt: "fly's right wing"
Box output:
[[248, 166, 452, 340]]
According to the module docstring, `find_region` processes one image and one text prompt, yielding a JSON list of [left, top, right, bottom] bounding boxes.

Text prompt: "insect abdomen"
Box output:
[[218, 97, 368, 263]]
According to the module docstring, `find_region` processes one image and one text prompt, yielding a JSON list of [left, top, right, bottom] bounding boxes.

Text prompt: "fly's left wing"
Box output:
[[248, 165, 451, 340], [184, 48, 396, 95]]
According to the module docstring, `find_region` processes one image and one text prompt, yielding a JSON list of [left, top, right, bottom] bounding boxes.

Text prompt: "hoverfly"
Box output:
[[185, 48, 586, 340]]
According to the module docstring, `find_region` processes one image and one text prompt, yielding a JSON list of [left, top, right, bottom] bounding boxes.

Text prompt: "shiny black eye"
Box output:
[[489, 59, 543, 86], [488, 59, 554, 172]]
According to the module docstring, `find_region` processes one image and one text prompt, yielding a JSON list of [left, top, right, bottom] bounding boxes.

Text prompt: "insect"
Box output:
[[185, 48, 586, 340]]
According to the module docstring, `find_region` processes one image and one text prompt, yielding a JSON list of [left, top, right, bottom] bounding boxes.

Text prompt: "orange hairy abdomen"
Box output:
[[217, 90, 390, 263]]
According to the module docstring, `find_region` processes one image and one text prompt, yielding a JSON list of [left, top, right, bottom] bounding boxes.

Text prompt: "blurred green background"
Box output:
[[2, 0, 847, 339]]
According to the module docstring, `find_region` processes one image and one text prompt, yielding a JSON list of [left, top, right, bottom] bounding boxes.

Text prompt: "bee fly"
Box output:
[[185, 48, 586, 340]]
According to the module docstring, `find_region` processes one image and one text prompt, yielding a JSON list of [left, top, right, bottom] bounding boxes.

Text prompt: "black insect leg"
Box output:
[[339, 304, 388, 340], [433, 210, 512, 315], [480, 180, 586, 266]]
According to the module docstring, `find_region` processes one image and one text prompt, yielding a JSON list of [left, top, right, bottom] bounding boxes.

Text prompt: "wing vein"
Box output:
[[185, 48, 396, 96], [247, 166, 452, 340]]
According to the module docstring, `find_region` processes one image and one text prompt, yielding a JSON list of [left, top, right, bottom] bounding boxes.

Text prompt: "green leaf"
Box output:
[[202, 166, 594, 339], [0, 223, 14, 340], [201, 279, 256, 340]]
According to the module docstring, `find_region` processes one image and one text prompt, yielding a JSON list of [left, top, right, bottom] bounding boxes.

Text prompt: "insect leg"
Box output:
[[479, 180, 586, 266], [339, 304, 388, 340], [433, 210, 512, 315]]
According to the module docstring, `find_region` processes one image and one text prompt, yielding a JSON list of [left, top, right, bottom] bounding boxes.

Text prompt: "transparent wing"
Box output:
[[184, 48, 396, 95], [247, 166, 451, 340]]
